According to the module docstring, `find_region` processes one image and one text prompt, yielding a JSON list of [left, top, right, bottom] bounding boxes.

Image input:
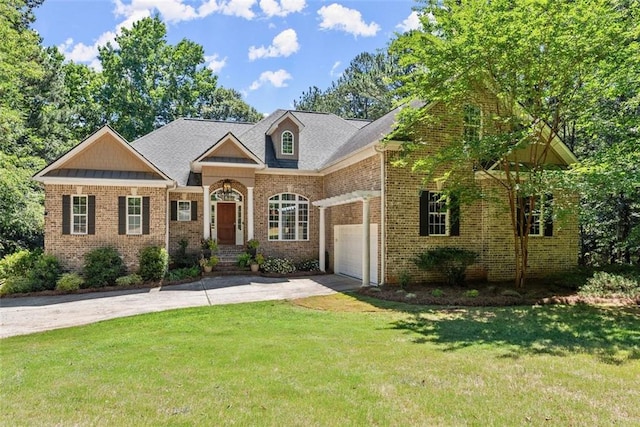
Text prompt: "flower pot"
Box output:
[[203, 265, 213, 273], [250, 263, 259, 273]]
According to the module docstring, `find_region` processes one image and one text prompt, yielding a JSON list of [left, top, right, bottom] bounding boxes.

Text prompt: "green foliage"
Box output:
[[115, 274, 143, 287], [165, 266, 201, 282], [56, 273, 84, 292], [464, 290, 480, 298], [0, 276, 35, 295], [294, 51, 403, 120], [172, 238, 198, 268], [254, 253, 266, 266], [431, 288, 444, 297], [138, 246, 168, 281], [0, 249, 60, 293], [261, 258, 296, 274], [414, 248, 478, 286], [578, 271, 640, 299], [236, 252, 253, 268], [0, 248, 39, 280], [83, 247, 125, 288], [200, 255, 219, 268], [246, 239, 260, 250], [295, 259, 320, 272], [398, 270, 411, 290], [30, 254, 62, 291]]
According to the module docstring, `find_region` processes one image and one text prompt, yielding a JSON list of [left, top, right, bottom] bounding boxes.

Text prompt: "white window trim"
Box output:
[[177, 200, 191, 222], [281, 131, 294, 156], [268, 193, 309, 241], [428, 192, 449, 237], [463, 104, 482, 142], [71, 195, 88, 235], [522, 195, 544, 237], [127, 196, 142, 235]]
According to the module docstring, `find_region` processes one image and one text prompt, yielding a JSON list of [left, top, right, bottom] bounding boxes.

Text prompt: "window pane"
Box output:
[[128, 216, 141, 234], [268, 202, 279, 240], [281, 203, 296, 240], [177, 201, 190, 221], [282, 131, 293, 154], [73, 216, 86, 234], [428, 192, 447, 235], [73, 196, 87, 214], [128, 197, 141, 215]]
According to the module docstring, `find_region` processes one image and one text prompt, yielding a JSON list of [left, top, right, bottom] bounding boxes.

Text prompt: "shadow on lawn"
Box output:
[[353, 293, 640, 364], [395, 305, 640, 364]]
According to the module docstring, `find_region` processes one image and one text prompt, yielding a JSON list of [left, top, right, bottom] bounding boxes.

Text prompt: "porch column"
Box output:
[[362, 197, 371, 287], [319, 207, 326, 272], [203, 186, 211, 240], [247, 186, 254, 240]]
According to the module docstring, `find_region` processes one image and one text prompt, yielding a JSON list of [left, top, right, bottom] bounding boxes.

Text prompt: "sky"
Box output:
[[34, 0, 422, 115]]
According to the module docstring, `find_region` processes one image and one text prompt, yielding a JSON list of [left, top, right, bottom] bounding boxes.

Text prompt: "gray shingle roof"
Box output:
[[45, 169, 163, 180], [132, 108, 404, 186]]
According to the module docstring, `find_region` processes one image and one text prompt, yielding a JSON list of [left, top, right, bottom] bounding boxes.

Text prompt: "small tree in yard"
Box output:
[[389, 0, 636, 287]]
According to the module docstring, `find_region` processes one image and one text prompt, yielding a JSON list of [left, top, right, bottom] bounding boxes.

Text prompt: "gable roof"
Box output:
[[33, 125, 173, 185], [192, 132, 264, 171]]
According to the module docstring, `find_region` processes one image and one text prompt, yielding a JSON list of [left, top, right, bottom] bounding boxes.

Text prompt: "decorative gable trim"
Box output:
[[191, 132, 265, 173], [33, 125, 174, 185], [266, 111, 304, 135]]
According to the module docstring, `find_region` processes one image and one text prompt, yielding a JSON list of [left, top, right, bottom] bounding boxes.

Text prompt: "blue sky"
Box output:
[[34, 0, 422, 115]]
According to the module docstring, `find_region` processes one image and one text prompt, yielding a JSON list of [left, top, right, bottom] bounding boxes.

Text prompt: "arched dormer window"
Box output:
[[281, 131, 294, 155], [268, 193, 309, 241]]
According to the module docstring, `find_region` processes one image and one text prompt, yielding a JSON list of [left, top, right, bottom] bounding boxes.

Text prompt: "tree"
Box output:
[[293, 51, 402, 120], [390, 0, 636, 286], [98, 16, 260, 141]]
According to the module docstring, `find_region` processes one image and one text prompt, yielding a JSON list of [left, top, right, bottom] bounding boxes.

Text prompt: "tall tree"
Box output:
[[390, 0, 637, 286], [294, 51, 401, 120], [98, 16, 260, 141]]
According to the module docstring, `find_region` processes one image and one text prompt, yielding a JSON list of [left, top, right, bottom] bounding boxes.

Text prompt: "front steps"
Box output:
[[205, 245, 254, 276]]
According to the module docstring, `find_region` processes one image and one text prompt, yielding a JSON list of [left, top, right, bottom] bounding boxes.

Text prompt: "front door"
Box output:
[[217, 203, 235, 244]]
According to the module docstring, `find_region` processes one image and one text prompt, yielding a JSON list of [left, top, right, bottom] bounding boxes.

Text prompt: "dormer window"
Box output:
[[281, 131, 294, 155]]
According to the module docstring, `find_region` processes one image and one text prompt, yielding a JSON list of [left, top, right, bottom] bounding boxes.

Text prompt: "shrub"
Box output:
[[115, 274, 143, 287], [139, 246, 168, 281], [165, 266, 201, 281], [172, 238, 198, 268], [0, 249, 40, 281], [262, 257, 296, 274], [83, 247, 125, 288], [398, 270, 411, 289], [464, 289, 480, 298], [414, 247, 478, 285], [56, 273, 84, 292], [296, 259, 320, 272], [30, 254, 62, 291], [431, 288, 444, 297], [0, 276, 35, 295], [578, 271, 640, 298], [236, 252, 253, 268]]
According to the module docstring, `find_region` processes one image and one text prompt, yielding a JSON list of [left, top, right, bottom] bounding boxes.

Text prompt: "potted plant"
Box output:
[[200, 255, 219, 273], [246, 239, 259, 256], [250, 253, 265, 273], [201, 238, 218, 258], [236, 252, 253, 268]]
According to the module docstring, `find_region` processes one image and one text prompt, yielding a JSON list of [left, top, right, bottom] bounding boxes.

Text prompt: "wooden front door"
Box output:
[[217, 203, 236, 244]]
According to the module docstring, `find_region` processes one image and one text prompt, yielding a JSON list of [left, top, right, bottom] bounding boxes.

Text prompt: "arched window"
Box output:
[[268, 193, 309, 241], [281, 131, 294, 155]]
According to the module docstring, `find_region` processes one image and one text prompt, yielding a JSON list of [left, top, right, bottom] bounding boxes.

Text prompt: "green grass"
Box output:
[[1, 295, 639, 426]]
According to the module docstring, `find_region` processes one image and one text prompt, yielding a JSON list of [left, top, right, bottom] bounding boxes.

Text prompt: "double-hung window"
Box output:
[[419, 191, 460, 237], [517, 194, 553, 237], [268, 193, 309, 241], [463, 104, 482, 142], [127, 196, 142, 235], [177, 201, 191, 221], [72, 195, 88, 235]]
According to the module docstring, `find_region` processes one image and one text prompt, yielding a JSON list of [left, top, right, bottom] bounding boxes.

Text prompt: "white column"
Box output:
[[362, 198, 371, 287], [203, 186, 211, 240], [319, 207, 326, 272], [247, 186, 254, 241]]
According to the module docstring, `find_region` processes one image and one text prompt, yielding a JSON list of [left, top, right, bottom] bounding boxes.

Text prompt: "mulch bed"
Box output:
[[357, 281, 640, 307]]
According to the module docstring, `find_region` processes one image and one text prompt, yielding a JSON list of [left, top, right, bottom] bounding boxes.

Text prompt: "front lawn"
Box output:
[[1, 295, 639, 425]]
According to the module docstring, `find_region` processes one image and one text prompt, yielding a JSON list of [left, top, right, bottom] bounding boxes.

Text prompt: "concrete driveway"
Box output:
[[0, 274, 360, 338]]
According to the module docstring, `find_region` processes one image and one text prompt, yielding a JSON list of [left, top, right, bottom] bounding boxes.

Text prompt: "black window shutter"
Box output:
[[62, 195, 70, 235], [419, 191, 430, 236], [118, 196, 126, 235], [142, 197, 150, 235], [449, 193, 460, 236], [191, 201, 198, 221], [544, 194, 554, 237], [170, 201, 178, 221], [88, 195, 96, 235]]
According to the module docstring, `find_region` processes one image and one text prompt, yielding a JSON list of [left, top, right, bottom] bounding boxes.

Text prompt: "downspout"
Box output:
[[166, 182, 177, 254]]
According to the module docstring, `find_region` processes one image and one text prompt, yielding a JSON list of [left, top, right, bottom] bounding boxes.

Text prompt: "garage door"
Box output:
[[334, 224, 378, 284]]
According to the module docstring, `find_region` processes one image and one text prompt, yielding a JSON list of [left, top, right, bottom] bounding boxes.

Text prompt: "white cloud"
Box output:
[[317, 3, 380, 37], [205, 54, 227, 73], [114, 0, 197, 24], [219, 0, 257, 19], [249, 69, 292, 90], [259, 0, 305, 17], [396, 11, 421, 32], [329, 61, 341, 77], [248, 29, 299, 60]]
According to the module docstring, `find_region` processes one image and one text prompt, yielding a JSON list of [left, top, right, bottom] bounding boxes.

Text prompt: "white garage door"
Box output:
[[334, 224, 378, 285]]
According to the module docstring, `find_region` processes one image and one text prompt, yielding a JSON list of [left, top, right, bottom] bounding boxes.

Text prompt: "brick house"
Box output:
[[33, 99, 579, 285]]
